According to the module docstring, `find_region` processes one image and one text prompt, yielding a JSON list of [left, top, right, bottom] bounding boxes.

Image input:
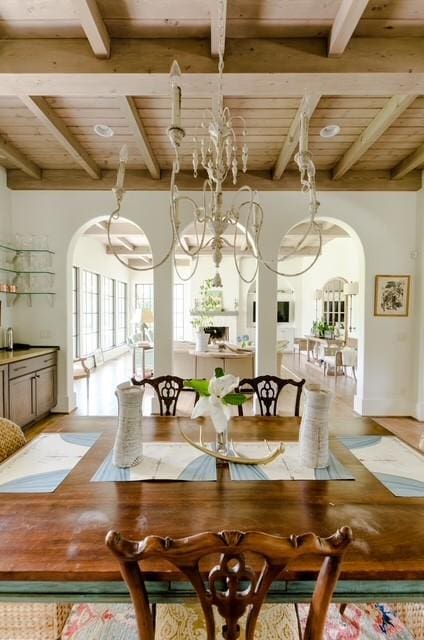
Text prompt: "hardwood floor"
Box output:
[[28, 350, 424, 451]]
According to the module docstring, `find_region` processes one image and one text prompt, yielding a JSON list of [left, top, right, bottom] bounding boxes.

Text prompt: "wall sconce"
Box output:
[[314, 289, 322, 320], [343, 282, 359, 337]]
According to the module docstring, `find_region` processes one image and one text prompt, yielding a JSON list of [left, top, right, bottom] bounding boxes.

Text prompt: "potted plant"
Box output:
[[191, 279, 221, 351]]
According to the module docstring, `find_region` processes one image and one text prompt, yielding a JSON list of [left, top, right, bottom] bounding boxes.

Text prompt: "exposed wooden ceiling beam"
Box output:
[[273, 94, 321, 180], [118, 96, 160, 179], [211, 0, 227, 58], [392, 144, 424, 180], [332, 95, 417, 180], [72, 0, 110, 59], [19, 96, 101, 179], [0, 133, 41, 179], [328, 0, 370, 57], [7, 168, 422, 192], [2, 38, 424, 97]]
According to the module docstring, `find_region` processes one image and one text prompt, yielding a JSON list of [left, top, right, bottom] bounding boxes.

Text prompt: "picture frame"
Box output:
[[374, 275, 410, 317]]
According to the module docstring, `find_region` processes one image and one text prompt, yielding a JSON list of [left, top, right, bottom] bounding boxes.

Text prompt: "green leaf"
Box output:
[[184, 379, 210, 396], [223, 392, 247, 406], [214, 367, 225, 378]]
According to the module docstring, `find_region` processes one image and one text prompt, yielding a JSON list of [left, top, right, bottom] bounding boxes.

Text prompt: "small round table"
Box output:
[[189, 349, 254, 378]]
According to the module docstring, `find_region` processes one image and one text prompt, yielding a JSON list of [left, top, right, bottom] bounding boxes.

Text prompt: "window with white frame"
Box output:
[[173, 283, 185, 340], [116, 281, 127, 345], [322, 278, 346, 327], [72, 266, 79, 359], [81, 270, 100, 355], [102, 276, 115, 350], [135, 283, 153, 311]]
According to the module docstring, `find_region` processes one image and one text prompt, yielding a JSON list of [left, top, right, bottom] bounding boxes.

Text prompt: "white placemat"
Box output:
[[339, 435, 424, 497], [0, 433, 100, 493], [91, 442, 217, 482], [228, 441, 354, 481]]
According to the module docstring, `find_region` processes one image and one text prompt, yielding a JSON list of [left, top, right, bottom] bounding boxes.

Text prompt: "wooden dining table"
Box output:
[[0, 415, 423, 604]]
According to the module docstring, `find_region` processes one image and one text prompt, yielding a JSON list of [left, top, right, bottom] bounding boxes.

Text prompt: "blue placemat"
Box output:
[[339, 435, 424, 497], [0, 433, 100, 493]]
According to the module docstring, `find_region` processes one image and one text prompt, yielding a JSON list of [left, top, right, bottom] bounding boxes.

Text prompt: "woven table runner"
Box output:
[[339, 435, 424, 497], [0, 433, 100, 493]]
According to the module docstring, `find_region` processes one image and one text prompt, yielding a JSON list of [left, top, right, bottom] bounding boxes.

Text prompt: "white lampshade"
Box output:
[[343, 282, 359, 296], [141, 309, 154, 324]]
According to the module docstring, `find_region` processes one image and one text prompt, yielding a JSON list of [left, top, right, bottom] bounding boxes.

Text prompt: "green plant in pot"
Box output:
[[191, 279, 221, 351]]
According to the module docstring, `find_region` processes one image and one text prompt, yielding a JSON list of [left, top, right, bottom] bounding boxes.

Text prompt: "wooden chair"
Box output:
[[131, 375, 185, 416], [106, 526, 353, 640], [73, 354, 96, 398], [237, 375, 305, 417]]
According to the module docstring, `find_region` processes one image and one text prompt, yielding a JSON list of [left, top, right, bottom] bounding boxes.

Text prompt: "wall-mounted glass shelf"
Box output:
[[5, 292, 56, 307], [0, 267, 54, 275], [0, 243, 55, 255]]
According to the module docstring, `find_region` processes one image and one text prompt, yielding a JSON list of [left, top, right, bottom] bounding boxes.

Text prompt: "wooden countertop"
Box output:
[[0, 346, 58, 366]]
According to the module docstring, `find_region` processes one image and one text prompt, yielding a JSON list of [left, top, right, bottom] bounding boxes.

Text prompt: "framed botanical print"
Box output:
[[374, 275, 410, 317]]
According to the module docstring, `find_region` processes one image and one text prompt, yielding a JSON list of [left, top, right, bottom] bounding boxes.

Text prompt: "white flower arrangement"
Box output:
[[185, 368, 247, 433]]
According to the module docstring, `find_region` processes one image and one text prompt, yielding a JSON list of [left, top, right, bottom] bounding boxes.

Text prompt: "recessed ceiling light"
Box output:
[[94, 123, 114, 138], [320, 124, 341, 139]]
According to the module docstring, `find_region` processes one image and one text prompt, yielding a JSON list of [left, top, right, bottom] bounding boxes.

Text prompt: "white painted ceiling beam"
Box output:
[[332, 94, 417, 179], [72, 0, 110, 58], [19, 95, 101, 179], [328, 0, 370, 57], [118, 96, 160, 179], [0, 133, 41, 179]]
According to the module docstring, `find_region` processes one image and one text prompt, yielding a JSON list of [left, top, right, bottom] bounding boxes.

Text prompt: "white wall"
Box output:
[[7, 186, 419, 417]]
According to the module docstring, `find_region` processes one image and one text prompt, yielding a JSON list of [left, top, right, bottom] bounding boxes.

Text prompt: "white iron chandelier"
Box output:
[[107, 1, 322, 284]]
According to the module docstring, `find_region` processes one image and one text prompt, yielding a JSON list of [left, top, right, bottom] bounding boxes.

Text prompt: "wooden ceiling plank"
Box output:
[[19, 96, 101, 179], [72, 0, 110, 59], [118, 96, 160, 179], [211, 0, 227, 58], [392, 143, 424, 179], [6, 168, 421, 192], [328, 0, 370, 57], [0, 133, 41, 179], [332, 95, 417, 180], [273, 94, 321, 180]]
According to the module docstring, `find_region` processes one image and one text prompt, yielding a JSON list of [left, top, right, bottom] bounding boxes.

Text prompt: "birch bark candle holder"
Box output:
[[113, 381, 144, 468]]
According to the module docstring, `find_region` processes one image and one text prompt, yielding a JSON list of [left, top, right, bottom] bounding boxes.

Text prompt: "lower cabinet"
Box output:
[[9, 373, 37, 426], [8, 353, 57, 428], [0, 364, 8, 419]]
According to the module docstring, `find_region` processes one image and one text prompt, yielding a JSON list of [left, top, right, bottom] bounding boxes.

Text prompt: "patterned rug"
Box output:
[[61, 602, 415, 639]]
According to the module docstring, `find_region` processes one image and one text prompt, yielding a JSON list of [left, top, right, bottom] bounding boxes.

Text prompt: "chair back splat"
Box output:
[[238, 375, 305, 417], [106, 526, 352, 640], [132, 375, 185, 416]]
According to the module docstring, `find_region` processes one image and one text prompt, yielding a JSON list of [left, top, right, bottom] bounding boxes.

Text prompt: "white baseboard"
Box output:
[[413, 401, 424, 421], [354, 393, 413, 416], [53, 392, 76, 414]]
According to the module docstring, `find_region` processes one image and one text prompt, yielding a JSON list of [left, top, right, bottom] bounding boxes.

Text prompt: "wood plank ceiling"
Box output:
[[1, 1, 424, 191]]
